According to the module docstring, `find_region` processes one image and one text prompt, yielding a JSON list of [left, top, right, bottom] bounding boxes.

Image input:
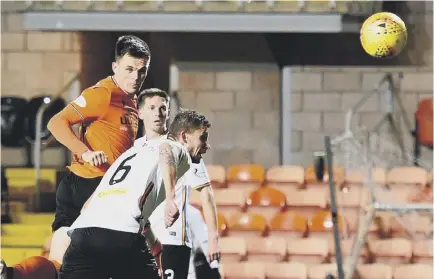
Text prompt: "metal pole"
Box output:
[[325, 136, 345, 279], [344, 205, 376, 279], [33, 103, 49, 211]]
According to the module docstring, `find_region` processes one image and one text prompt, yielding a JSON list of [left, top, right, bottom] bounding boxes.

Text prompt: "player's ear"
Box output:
[[180, 130, 188, 143], [112, 61, 118, 74]]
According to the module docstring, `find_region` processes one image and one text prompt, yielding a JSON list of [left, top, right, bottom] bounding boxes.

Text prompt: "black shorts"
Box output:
[[193, 248, 221, 279], [52, 172, 102, 232], [59, 227, 160, 279], [161, 244, 191, 279]]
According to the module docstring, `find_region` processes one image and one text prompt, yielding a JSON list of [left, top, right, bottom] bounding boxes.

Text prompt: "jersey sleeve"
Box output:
[[189, 159, 211, 190], [65, 87, 111, 121]]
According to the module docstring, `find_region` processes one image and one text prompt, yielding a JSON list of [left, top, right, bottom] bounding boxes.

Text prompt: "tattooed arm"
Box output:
[[158, 142, 177, 199], [159, 142, 181, 227]]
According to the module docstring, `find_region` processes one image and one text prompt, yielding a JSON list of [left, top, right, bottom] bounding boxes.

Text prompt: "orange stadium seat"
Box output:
[[356, 264, 393, 279], [285, 188, 327, 218], [415, 98, 433, 147], [245, 237, 286, 262], [409, 186, 433, 203], [308, 210, 347, 238], [219, 236, 247, 264], [412, 239, 433, 265], [329, 238, 369, 264], [387, 167, 428, 192], [370, 238, 412, 264], [305, 166, 345, 189], [221, 262, 266, 279], [217, 212, 229, 236], [269, 211, 308, 238], [307, 264, 338, 279], [326, 186, 361, 230], [287, 237, 329, 264], [265, 262, 307, 279], [265, 165, 304, 191], [246, 186, 286, 219], [206, 164, 227, 188], [228, 212, 268, 238], [344, 168, 387, 189], [213, 188, 247, 219], [365, 212, 392, 242], [389, 214, 432, 239], [227, 164, 265, 190], [393, 264, 433, 279]]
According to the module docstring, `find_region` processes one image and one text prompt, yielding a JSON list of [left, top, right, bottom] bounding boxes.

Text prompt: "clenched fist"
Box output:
[[164, 198, 179, 228], [81, 150, 108, 167]]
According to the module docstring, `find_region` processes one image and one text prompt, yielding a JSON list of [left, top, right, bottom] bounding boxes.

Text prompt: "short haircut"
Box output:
[[137, 88, 170, 109], [115, 35, 151, 61], [168, 110, 211, 138]]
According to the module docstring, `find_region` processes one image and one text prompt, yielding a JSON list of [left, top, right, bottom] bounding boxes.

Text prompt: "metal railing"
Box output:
[[33, 73, 80, 211]]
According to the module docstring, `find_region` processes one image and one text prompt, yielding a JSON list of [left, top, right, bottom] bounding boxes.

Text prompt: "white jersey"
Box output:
[[70, 139, 191, 234], [149, 159, 211, 247]]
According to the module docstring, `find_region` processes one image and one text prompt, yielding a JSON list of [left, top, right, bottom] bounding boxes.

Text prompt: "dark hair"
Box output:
[[115, 35, 151, 61], [168, 110, 211, 138], [137, 88, 170, 109]]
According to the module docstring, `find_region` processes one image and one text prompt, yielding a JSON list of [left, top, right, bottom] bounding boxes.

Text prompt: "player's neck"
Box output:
[[111, 76, 135, 97], [145, 128, 167, 140]]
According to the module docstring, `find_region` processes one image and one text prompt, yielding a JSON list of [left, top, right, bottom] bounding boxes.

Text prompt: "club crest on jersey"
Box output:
[[194, 168, 207, 178], [73, 96, 87, 108]]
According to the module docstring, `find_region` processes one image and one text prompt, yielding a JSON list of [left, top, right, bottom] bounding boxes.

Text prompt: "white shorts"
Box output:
[[49, 226, 71, 264], [149, 201, 192, 247]]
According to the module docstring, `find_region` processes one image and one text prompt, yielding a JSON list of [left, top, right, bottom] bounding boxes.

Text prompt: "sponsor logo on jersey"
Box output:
[[98, 188, 127, 198], [194, 168, 207, 178], [73, 96, 87, 108]]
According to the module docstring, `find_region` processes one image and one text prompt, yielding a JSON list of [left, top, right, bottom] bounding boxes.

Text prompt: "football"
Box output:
[[360, 12, 407, 58]]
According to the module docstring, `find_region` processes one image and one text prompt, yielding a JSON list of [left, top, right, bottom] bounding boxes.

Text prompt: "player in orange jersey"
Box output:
[[47, 35, 150, 235], [0, 256, 59, 279]]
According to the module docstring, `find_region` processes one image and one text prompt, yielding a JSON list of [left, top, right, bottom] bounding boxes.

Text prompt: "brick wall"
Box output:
[[1, 2, 432, 169], [1, 6, 81, 166], [1, 10, 81, 99], [177, 63, 281, 168], [176, 64, 433, 168]]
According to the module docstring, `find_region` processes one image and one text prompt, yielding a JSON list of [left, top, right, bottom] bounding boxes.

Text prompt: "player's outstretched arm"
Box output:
[[158, 142, 179, 227], [199, 186, 221, 263]]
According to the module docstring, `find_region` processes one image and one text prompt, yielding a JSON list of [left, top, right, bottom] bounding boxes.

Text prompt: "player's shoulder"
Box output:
[[82, 76, 115, 96]]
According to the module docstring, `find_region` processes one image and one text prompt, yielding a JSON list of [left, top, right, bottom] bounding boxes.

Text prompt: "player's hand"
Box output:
[[164, 199, 179, 228], [207, 233, 221, 263], [81, 150, 108, 167]]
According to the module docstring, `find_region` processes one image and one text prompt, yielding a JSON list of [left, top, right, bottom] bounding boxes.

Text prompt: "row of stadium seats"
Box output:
[[213, 210, 432, 240], [22, 0, 379, 15], [192, 185, 429, 218], [204, 165, 432, 190], [218, 236, 432, 265], [219, 262, 432, 279]]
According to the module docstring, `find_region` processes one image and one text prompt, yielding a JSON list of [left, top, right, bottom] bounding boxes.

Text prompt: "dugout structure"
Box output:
[[314, 73, 433, 279]]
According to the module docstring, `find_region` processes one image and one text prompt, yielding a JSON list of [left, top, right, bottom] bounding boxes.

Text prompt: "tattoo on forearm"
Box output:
[[159, 146, 175, 165]]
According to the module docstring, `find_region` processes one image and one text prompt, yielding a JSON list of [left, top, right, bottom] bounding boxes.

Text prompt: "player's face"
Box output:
[[112, 54, 149, 94], [185, 127, 210, 160], [139, 96, 169, 133]]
